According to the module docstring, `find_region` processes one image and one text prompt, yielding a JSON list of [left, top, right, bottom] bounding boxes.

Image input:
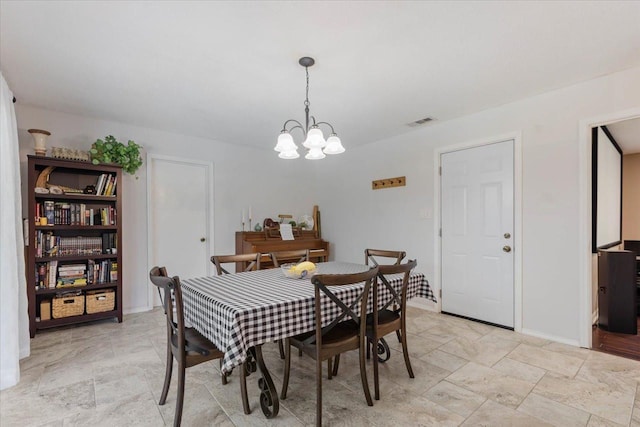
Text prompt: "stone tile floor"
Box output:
[[2, 307, 640, 426]]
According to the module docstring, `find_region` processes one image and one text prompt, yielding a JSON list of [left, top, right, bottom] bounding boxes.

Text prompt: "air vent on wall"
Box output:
[[407, 117, 435, 127]]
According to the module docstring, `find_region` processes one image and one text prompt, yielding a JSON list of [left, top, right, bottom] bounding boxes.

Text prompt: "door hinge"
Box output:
[[439, 166, 442, 176], [439, 228, 442, 237], [439, 289, 442, 298]]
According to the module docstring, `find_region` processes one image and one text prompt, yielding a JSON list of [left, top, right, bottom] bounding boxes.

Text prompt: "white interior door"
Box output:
[[148, 155, 213, 306], [441, 140, 514, 328]]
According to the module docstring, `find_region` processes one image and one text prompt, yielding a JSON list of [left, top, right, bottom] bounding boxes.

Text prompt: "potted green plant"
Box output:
[[90, 135, 143, 175]]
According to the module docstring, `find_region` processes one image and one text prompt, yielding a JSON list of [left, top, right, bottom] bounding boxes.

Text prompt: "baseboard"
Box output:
[[123, 305, 153, 315], [520, 328, 582, 348], [592, 310, 598, 326], [408, 299, 438, 312]]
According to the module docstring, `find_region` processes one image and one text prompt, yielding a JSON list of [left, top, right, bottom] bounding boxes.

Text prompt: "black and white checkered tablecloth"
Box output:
[[181, 262, 435, 374]]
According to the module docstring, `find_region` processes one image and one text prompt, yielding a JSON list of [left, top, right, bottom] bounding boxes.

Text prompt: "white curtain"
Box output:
[[0, 72, 30, 390]]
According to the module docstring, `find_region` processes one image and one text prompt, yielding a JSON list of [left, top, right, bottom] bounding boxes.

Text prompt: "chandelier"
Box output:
[[274, 57, 345, 160]]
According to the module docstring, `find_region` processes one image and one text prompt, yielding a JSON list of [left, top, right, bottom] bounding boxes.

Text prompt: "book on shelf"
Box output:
[[95, 174, 105, 196], [110, 262, 118, 282], [44, 201, 55, 224], [87, 260, 95, 284], [101, 232, 117, 253], [104, 175, 113, 196], [110, 178, 117, 197], [48, 260, 58, 289], [56, 278, 87, 288]]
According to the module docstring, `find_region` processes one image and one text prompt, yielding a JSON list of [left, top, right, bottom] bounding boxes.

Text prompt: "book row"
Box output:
[[35, 231, 117, 258], [94, 173, 117, 196], [35, 259, 118, 290], [37, 201, 116, 226]]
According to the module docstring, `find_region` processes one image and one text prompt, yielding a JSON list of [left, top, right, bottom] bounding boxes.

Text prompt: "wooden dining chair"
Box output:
[[367, 259, 418, 400], [269, 249, 310, 267], [149, 266, 251, 426], [211, 253, 261, 275], [364, 248, 407, 266], [280, 266, 378, 427]]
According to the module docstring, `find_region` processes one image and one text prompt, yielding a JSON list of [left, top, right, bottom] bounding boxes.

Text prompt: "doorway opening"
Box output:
[[588, 117, 640, 360]]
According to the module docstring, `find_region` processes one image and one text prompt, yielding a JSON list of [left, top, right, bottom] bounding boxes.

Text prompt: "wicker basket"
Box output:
[[52, 293, 85, 318], [86, 289, 115, 314], [40, 299, 51, 321]]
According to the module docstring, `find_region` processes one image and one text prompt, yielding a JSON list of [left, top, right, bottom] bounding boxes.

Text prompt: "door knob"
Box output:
[[200, 237, 206, 242], [504, 232, 511, 239], [503, 245, 512, 253]]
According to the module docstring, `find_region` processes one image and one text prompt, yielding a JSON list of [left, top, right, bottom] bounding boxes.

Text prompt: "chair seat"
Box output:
[[291, 320, 359, 349], [172, 327, 225, 359], [367, 309, 399, 325]]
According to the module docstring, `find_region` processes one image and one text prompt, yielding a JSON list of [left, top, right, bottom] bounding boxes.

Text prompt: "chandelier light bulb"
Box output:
[[278, 149, 300, 159], [302, 127, 326, 149], [323, 134, 345, 155], [274, 131, 296, 152], [305, 147, 326, 160]]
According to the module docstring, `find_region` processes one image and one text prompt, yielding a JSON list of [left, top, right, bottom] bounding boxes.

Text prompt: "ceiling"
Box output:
[[1, 1, 639, 151], [606, 118, 640, 155]]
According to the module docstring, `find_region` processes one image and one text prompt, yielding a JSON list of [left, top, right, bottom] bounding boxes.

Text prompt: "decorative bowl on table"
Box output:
[[281, 262, 317, 279]]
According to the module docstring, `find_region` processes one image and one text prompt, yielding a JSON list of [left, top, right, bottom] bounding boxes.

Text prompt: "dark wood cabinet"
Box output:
[[26, 155, 123, 337], [597, 249, 637, 334]]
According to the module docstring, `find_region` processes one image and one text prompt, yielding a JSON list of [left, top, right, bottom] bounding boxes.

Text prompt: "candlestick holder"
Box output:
[[242, 222, 245, 232], [249, 219, 252, 231]]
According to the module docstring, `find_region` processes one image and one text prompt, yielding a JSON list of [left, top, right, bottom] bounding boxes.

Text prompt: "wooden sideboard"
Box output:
[[235, 231, 329, 269]]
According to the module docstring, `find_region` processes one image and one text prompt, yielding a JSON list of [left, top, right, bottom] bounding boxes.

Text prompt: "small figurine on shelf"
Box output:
[[83, 185, 96, 194]]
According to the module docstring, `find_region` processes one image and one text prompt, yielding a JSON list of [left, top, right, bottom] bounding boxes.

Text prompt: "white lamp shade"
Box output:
[[278, 149, 300, 159], [305, 147, 326, 160], [274, 132, 297, 152], [302, 127, 326, 149], [323, 135, 345, 155]]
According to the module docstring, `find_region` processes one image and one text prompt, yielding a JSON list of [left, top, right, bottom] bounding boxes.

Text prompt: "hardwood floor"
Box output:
[[592, 317, 640, 361]]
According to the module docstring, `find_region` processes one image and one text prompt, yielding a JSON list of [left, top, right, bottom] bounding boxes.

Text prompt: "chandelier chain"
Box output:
[[304, 66, 310, 107]]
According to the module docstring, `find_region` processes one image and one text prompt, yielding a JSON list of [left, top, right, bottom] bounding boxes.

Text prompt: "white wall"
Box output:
[[15, 65, 640, 346], [16, 105, 316, 312], [316, 66, 640, 345]]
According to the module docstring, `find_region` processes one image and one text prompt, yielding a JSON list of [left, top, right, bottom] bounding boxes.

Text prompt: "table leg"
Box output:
[[248, 345, 280, 418], [377, 337, 391, 363]]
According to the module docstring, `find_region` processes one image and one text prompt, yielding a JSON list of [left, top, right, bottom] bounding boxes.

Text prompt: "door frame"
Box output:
[[146, 153, 215, 309], [434, 131, 523, 332], [578, 107, 640, 348]]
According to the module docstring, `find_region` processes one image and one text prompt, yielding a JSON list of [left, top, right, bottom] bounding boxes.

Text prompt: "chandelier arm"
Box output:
[[314, 121, 336, 134], [287, 124, 306, 135], [282, 119, 305, 133]]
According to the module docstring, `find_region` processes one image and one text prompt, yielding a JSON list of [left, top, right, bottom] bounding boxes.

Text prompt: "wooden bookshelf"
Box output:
[[26, 155, 123, 337]]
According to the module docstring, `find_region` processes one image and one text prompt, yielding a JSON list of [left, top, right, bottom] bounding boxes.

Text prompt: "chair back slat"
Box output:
[[375, 260, 417, 315], [270, 249, 310, 268], [149, 266, 185, 356], [211, 253, 261, 275], [150, 266, 211, 357], [365, 249, 406, 267], [305, 267, 378, 348]]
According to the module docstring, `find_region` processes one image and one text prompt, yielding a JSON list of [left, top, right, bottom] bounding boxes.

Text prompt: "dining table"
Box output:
[[180, 261, 436, 418]]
